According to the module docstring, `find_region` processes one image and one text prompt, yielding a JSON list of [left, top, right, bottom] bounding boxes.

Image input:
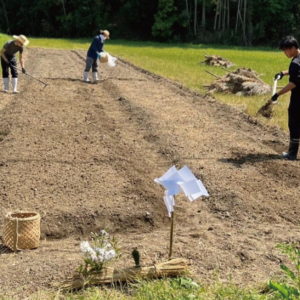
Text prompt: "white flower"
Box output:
[[104, 249, 116, 261], [90, 252, 98, 262], [103, 242, 112, 250], [80, 241, 97, 259], [100, 230, 108, 236], [94, 247, 105, 255], [80, 233, 117, 264], [93, 247, 104, 262], [80, 241, 92, 253], [89, 247, 116, 262]]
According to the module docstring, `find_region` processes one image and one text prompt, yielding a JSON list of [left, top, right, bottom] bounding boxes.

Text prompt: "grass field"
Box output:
[[0, 33, 291, 131]]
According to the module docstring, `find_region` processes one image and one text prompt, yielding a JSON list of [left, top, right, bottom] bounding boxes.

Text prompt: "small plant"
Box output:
[[171, 277, 199, 290], [0, 129, 9, 142], [78, 230, 120, 277], [269, 243, 300, 299], [131, 247, 141, 267]]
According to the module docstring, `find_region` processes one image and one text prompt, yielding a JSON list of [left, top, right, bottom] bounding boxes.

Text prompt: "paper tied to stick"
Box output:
[[154, 166, 209, 217]]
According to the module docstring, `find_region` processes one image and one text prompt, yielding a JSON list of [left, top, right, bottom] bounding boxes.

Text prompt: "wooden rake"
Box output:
[[12, 65, 48, 89]]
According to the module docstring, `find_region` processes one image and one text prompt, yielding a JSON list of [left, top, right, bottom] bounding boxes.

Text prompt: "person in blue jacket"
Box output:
[[83, 29, 110, 83]]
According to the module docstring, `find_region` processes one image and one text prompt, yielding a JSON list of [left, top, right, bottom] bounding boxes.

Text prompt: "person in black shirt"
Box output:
[[272, 36, 300, 160], [0, 35, 29, 93]]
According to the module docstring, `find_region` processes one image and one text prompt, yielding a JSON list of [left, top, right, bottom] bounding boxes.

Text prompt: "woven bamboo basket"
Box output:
[[2, 211, 41, 251], [99, 53, 108, 63]]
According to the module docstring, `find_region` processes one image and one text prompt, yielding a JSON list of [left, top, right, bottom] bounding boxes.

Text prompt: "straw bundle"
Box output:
[[60, 258, 188, 290], [2, 211, 40, 251]]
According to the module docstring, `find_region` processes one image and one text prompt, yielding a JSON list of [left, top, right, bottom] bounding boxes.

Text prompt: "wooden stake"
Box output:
[[169, 210, 175, 260], [205, 70, 220, 78]]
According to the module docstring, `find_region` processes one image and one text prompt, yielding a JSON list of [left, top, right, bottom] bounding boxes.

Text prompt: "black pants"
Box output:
[[288, 99, 300, 140], [84, 57, 98, 72], [1, 56, 18, 78]]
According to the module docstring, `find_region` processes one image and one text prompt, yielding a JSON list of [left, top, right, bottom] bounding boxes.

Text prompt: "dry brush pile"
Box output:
[[207, 68, 271, 96], [202, 55, 234, 68]]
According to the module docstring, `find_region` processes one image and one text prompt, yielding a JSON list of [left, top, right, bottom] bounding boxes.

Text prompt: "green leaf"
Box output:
[[269, 281, 290, 298], [280, 264, 296, 280], [288, 286, 300, 296], [172, 277, 199, 290]]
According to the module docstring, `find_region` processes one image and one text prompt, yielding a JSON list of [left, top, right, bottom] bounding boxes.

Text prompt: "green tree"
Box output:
[[152, 0, 178, 40], [118, 0, 158, 39]]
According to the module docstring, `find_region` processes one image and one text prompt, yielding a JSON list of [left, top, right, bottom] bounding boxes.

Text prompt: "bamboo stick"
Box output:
[[205, 70, 221, 78], [168, 211, 175, 259]]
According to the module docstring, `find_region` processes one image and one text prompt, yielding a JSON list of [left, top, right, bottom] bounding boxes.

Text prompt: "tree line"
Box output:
[[0, 0, 299, 46]]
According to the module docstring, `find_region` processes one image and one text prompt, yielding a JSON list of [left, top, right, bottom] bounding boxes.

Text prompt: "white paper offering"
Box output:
[[107, 54, 117, 67], [154, 165, 209, 217], [154, 166, 182, 196], [177, 165, 197, 182], [163, 192, 175, 217], [177, 179, 209, 201]]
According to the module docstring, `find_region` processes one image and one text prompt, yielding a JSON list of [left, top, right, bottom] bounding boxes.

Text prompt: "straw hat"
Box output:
[[13, 35, 29, 46], [100, 30, 110, 39]]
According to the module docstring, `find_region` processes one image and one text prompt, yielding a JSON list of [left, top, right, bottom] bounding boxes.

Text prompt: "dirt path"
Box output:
[[0, 48, 299, 298]]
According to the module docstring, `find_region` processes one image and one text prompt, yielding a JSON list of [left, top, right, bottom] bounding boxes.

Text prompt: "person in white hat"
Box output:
[[0, 34, 29, 93], [83, 30, 110, 83]]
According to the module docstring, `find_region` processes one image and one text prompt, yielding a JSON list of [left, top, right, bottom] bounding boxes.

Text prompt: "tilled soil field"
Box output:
[[0, 48, 300, 298]]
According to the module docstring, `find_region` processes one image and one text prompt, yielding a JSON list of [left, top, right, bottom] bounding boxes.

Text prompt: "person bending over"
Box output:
[[83, 29, 110, 83], [0, 35, 29, 93]]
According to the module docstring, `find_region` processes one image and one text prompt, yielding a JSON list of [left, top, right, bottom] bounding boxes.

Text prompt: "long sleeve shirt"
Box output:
[[87, 34, 105, 60]]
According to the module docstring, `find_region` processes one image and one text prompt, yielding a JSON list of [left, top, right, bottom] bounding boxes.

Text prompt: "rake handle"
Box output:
[[11, 65, 48, 86], [272, 78, 279, 96]]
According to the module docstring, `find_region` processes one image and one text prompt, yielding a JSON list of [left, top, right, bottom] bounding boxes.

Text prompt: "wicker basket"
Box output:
[[2, 211, 41, 251], [99, 53, 108, 63]]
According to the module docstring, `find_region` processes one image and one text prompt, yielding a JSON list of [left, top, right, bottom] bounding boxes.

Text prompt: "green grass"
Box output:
[[0, 33, 90, 50], [22, 278, 280, 300], [0, 33, 291, 130]]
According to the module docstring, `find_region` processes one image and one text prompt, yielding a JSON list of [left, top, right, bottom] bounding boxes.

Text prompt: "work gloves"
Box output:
[[274, 72, 284, 80], [22, 68, 26, 74], [271, 93, 279, 102]]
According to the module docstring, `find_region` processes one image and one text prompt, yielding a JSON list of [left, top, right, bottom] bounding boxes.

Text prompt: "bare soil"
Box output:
[[0, 48, 300, 298]]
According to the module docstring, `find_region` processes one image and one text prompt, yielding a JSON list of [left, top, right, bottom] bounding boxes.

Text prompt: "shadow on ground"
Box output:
[[0, 242, 13, 255], [219, 153, 281, 167]]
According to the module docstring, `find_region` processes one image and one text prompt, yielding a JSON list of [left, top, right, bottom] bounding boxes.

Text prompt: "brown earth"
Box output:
[[0, 48, 300, 298]]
